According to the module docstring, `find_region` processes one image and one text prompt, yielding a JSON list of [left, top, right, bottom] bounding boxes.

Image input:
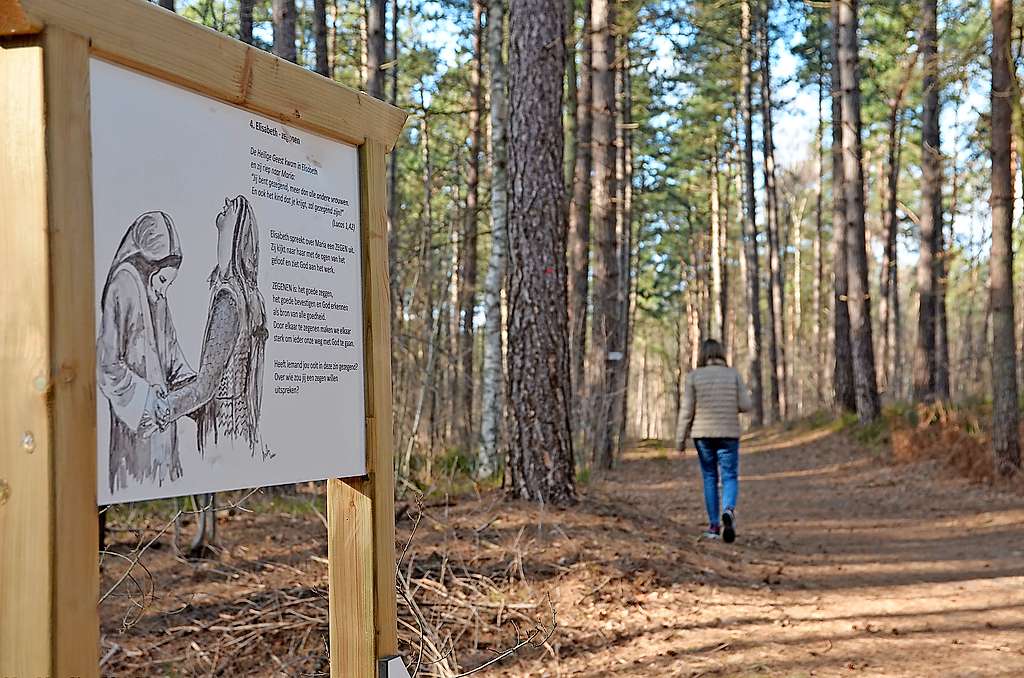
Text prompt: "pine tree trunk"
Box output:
[[879, 55, 915, 396], [936, 221, 950, 397], [314, 0, 330, 76], [814, 51, 825, 404], [478, 0, 509, 478], [506, 0, 575, 505], [272, 0, 297, 63], [719, 157, 730, 356], [837, 0, 880, 423], [790, 195, 806, 415], [614, 46, 630, 450], [239, 0, 254, 44], [568, 1, 593, 414], [914, 0, 941, 401], [366, 0, 386, 97], [990, 0, 1021, 476], [615, 45, 635, 452], [740, 0, 764, 426], [455, 1, 484, 453], [831, 0, 855, 412], [590, 0, 620, 468], [760, 2, 786, 421], [878, 115, 901, 396], [387, 0, 400, 344], [711, 149, 725, 343], [564, 0, 577, 190]]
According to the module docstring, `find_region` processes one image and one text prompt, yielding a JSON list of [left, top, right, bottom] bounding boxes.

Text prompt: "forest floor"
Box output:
[[100, 422, 1024, 677]]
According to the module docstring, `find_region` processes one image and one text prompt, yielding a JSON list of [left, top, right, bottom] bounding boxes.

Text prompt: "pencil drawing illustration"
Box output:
[[163, 195, 269, 457], [97, 211, 195, 493]]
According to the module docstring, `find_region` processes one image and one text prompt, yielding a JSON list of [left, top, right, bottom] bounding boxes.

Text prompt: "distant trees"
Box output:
[[180, 0, 1022, 492], [504, 0, 576, 504]]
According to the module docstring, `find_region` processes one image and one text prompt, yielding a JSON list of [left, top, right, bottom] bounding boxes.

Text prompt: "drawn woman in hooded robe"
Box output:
[[98, 211, 195, 493], [163, 195, 268, 456]]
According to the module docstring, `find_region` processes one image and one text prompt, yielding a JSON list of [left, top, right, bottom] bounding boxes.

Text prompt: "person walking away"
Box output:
[[675, 339, 752, 542]]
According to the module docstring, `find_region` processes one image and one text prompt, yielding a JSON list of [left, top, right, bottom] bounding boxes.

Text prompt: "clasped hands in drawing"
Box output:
[[139, 385, 173, 438]]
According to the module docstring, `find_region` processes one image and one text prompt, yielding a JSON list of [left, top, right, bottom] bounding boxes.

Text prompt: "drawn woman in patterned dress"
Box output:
[[97, 211, 195, 492], [162, 195, 268, 455]]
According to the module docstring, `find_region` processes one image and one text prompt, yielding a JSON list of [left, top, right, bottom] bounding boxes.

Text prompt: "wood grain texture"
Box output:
[[0, 38, 53, 677], [360, 138, 399, 657], [43, 26, 101, 677], [327, 477, 375, 676], [0, 0, 408, 149]]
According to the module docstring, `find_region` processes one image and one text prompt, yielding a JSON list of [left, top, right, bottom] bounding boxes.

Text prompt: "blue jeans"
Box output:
[[694, 438, 739, 528]]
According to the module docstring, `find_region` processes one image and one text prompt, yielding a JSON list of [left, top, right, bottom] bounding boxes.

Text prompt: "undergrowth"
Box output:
[[840, 400, 1023, 487]]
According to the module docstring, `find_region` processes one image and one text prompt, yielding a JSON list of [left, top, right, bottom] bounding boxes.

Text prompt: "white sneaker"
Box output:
[[699, 530, 721, 541]]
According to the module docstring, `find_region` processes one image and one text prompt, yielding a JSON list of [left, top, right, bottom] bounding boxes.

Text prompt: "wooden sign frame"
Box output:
[[0, 1, 407, 676]]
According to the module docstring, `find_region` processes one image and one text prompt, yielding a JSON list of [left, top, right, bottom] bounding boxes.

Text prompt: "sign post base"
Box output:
[[379, 655, 411, 678]]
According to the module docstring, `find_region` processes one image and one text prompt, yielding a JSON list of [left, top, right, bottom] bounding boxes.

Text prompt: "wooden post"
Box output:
[[0, 27, 101, 677], [328, 137, 398, 675], [1, 2, 406, 676]]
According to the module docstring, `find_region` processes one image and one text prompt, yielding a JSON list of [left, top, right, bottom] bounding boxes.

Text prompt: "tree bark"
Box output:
[[564, 0, 577, 190], [568, 0, 593, 414], [760, 1, 786, 421], [615, 44, 635, 454], [387, 0, 400, 343], [590, 0, 620, 468], [814, 46, 825, 403], [457, 0, 485, 452], [272, 0, 297, 63], [711, 148, 726, 344], [914, 0, 941, 401], [741, 0, 764, 426], [506, 0, 575, 504], [831, 0, 855, 412], [990, 0, 1021, 476], [936, 220, 950, 397], [837, 0, 880, 423], [314, 0, 330, 76], [366, 0, 387, 98], [790, 194, 806, 414], [478, 0, 508, 479], [239, 0, 254, 44]]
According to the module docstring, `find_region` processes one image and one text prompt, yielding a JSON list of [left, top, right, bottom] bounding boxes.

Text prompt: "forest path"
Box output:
[[505, 425, 1024, 677]]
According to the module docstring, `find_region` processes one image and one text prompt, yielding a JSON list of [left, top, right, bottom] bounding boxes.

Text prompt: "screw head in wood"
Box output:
[[22, 431, 35, 453]]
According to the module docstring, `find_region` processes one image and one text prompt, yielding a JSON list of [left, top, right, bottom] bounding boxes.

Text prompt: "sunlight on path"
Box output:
[[504, 425, 1024, 677]]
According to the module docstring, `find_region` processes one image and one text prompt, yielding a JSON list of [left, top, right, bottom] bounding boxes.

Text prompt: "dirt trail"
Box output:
[[98, 424, 1024, 676], [496, 426, 1024, 677]]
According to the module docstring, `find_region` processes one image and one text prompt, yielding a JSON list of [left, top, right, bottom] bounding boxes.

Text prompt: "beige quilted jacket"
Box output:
[[674, 361, 753, 447]]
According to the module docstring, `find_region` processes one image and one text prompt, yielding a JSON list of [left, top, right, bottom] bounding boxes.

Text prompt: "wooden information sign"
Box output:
[[0, 1, 407, 675]]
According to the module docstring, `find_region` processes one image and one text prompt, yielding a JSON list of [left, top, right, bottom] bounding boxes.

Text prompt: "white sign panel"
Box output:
[[91, 59, 366, 504]]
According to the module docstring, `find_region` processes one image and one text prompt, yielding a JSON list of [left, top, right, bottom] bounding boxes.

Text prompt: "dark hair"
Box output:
[[697, 339, 727, 367]]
